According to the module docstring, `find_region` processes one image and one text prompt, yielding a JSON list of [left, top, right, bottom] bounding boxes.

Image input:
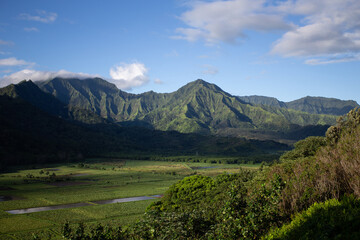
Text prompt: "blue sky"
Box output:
[[1, 0, 360, 103]]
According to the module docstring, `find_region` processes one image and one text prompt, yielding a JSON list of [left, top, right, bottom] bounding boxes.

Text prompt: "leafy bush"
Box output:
[[62, 222, 125, 240], [280, 136, 326, 162], [264, 195, 360, 240]]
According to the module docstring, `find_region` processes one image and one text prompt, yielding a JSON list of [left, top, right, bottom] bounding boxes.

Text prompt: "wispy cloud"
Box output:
[[0, 57, 33, 66], [154, 78, 163, 84], [0, 39, 14, 46], [201, 64, 218, 75], [109, 62, 149, 90], [0, 69, 100, 87], [24, 27, 39, 32], [164, 50, 179, 57], [305, 54, 360, 65], [19, 10, 57, 23]]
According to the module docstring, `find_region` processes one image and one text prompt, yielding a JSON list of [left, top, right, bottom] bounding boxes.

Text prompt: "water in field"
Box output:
[[6, 202, 92, 214], [190, 166, 218, 170], [6, 195, 161, 214], [0, 196, 12, 202], [92, 196, 155, 205]]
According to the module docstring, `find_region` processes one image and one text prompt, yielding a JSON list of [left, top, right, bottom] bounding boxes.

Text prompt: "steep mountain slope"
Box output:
[[238, 95, 287, 108], [37, 78, 337, 137], [0, 80, 105, 124], [238, 95, 359, 116], [287, 96, 359, 115]]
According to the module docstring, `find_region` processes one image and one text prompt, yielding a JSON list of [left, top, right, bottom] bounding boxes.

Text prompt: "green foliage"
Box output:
[[150, 175, 215, 211], [280, 136, 326, 162], [326, 108, 360, 144], [242, 174, 286, 239], [264, 195, 360, 240], [131, 209, 212, 240], [132, 108, 360, 239], [62, 222, 125, 240]]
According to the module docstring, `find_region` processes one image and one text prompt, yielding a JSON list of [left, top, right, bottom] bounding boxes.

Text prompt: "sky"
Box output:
[[0, 0, 360, 103]]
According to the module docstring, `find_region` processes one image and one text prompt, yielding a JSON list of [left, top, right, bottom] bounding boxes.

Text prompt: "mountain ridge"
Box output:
[[0, 80, 106, 124], [35, 78, 337, 138], [238, 95, 359, 116]]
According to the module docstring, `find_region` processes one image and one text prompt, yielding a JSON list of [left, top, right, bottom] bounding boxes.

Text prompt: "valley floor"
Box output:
[[0, 158, 258, 239]]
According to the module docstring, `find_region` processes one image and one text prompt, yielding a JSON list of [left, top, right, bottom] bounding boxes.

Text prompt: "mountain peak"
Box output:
[[178, 79, 227, 95]]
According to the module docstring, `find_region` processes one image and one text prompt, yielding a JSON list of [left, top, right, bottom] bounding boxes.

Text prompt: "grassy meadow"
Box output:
[[0, 158, 259, 239]]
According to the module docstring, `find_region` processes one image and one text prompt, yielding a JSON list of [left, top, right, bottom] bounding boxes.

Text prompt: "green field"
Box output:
[[0, 159, 259, 239]]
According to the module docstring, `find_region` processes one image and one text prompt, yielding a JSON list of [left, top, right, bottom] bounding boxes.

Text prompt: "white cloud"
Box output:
[[0, 39, 14, 46], [201, 65, 218, 75], [24, 27, 39, 32], [154, 78, 163, 84], [0, 57, 33, 66], [109, 62, 149, 90], [0, 69, 100, 87], [174, 0, 291, 44], [0, 63, 151, 90], [176, 0, 360, 64], [19, 10, 57, 23], [272, 0, 360, 60]]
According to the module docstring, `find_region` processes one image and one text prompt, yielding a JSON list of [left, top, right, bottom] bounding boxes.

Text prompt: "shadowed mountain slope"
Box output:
[[0, 80, 106, 124]]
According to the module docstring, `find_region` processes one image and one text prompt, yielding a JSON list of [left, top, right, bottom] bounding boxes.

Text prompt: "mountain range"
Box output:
[[0, 80, 291, 167], [238, 95, 359, 116], [1, 77, 357, 167], [34, 78, 341, 140]]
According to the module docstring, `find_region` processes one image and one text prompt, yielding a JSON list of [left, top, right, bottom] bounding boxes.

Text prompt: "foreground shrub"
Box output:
[[62, 222, 126, 240], [264, 195, 360, 240]]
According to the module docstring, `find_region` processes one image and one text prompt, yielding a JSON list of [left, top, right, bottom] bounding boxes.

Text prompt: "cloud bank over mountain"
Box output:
[[0, 62, 151, 90]]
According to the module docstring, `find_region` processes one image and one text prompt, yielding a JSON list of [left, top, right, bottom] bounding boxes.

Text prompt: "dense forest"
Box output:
[[59, 108, 360, 239]]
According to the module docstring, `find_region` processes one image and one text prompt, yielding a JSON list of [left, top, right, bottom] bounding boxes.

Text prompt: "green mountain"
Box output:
[[36, 78, 337, 140], [238, 95, 287, 108], [287, 96, 359, 115], [238, 95, 359, 116], [0, 80, 106, 124], [0, 93, 289, 167]]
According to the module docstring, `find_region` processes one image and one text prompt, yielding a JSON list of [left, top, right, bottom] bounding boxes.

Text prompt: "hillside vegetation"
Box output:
[[60, 108, 360, 239], [238, 95, 359, 116]]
